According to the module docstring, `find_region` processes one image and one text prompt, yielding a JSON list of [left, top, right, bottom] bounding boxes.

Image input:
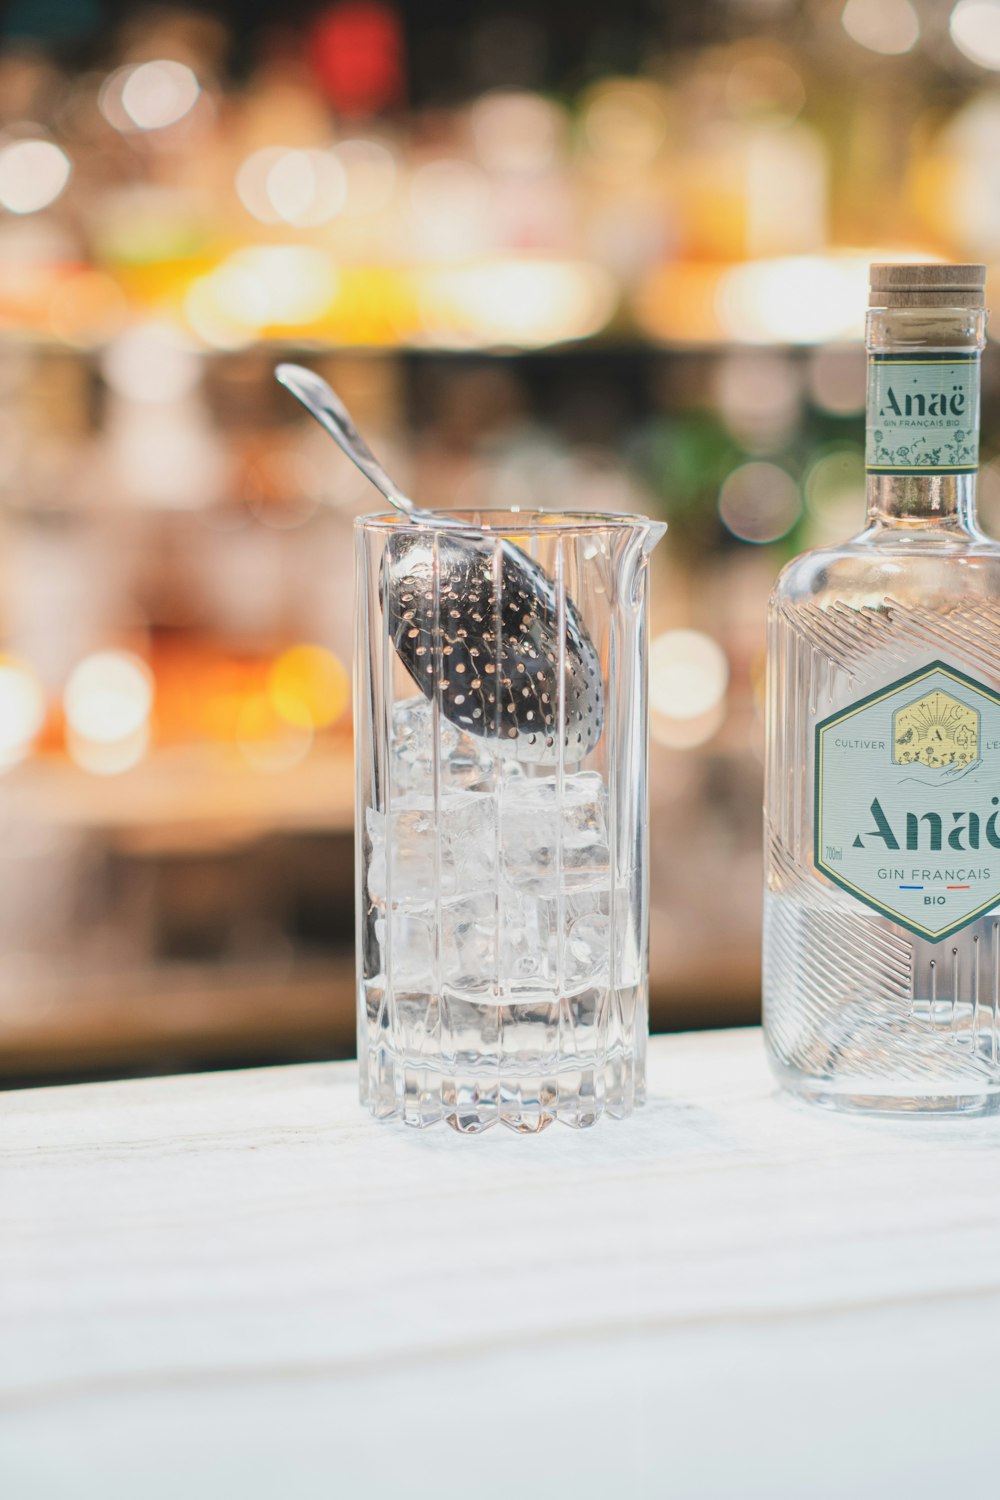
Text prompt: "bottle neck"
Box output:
[[865, 305, 986, 529], [866, 471, 976, 528]]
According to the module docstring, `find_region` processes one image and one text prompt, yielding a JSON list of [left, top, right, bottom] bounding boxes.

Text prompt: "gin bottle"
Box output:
[[763, 262, 1000, 1113]]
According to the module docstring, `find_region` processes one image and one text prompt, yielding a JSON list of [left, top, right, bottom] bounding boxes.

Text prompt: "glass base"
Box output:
[[362, 1053, 645, 1133], [360, 992, 646, 1132], [771, 1058, 1000, 1117], [360, 980, 646, 1133]]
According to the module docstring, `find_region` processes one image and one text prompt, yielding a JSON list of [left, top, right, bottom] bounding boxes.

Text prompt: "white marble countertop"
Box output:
[[3, 1027, 1000, 1499]]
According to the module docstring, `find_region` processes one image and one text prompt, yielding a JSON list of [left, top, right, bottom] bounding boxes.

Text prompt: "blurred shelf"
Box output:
[[0, 329, 858, 358], [650, 948, 760, 1032], [6, 744, 355, 846], [7, 252, 984, 355], [0, 955, 356, 1081]]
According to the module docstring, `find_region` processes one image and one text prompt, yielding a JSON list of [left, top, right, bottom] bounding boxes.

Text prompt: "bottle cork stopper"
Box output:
[[869, 262, 986, 308]]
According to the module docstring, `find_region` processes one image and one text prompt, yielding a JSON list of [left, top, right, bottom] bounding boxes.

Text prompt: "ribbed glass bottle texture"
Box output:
[[763, 288, 1000, 1113], [355, 510, 662, 1132]]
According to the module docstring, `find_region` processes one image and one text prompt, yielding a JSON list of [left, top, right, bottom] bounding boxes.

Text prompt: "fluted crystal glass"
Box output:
[[355, 509, 664, 1132]]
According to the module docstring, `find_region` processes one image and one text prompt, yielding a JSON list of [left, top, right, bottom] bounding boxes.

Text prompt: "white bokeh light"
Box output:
[[418, 258, 616, 348], [717, 257, 868, 344], [236, 147, 347, 227], [0, 659, 46, 769], [65, 652, 153, 746], [951, 0, 1000, 68], [117, 61, 200, 131], [652, 701, 727, 751], [101, 322, 201, 404], [650, 630, 730, 721], [0, 140, 71, 215], [841, 0, 920, 55]]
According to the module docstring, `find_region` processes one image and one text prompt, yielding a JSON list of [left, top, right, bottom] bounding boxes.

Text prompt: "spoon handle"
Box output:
[[276, 363, 415, 517]]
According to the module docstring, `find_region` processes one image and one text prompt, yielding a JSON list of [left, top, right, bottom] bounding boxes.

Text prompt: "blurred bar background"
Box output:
[[3, 0, 1000, 1082]]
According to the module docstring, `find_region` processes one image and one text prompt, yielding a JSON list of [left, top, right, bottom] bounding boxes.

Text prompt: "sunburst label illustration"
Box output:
[[892, 689, 979, 768]]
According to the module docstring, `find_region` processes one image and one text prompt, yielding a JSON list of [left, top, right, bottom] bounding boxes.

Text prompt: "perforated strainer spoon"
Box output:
[[276, 363, 604, 764]]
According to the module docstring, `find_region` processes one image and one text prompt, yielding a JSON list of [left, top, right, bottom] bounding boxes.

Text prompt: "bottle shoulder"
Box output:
[[771, 525, 1000, 611]]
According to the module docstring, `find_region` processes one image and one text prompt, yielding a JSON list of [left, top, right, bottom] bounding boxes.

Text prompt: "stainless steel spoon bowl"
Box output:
[[276, 363, 604, 764]]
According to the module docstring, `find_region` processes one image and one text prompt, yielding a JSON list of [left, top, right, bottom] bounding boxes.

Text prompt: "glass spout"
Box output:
[[617, 516, 666, 606]]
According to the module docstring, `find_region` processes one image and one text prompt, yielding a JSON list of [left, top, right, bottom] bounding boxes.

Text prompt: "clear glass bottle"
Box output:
[[763, 262, 1000, 1114]]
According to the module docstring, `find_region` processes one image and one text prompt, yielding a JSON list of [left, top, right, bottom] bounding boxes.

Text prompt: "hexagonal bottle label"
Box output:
[[815, 661, 1000, 941]]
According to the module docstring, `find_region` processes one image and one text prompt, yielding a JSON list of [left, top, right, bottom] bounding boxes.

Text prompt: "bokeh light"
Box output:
[[581, 79, 670, 168], [716, 351, 801, 449], [719, 462, 801, 544], [803, 446, 867, 541], [0, 657, 46, 771], [950, 0, 1000, 69], [807, 344, 866, 414], [186, 247, 338, 345], [64, 652, 154, 775], [65, 651, 153, 743], [471, 91, 565, 174], [725, 50, 805, 122], [841, 0, 920, 55], [0, 140, 71, 215], [652, 700, 728, 751], [101, 61, 200, 132], [409, 159, 492, 260], [650, 630, 729, 721], [236, 147, 347, 227], [67, 727, 150, 776], [418, 258, 616, 348], [101, 322, 201, 403], [307, 0, 405, 116], [268, 645, 349, 730], [717, 256, 867, 344]]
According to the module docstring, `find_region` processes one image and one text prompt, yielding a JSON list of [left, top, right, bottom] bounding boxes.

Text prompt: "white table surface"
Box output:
[[3, 1027, 1000, 1500]]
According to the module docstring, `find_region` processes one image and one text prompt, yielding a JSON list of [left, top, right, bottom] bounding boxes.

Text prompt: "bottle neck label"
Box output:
[[865, 351, 980, 476]]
